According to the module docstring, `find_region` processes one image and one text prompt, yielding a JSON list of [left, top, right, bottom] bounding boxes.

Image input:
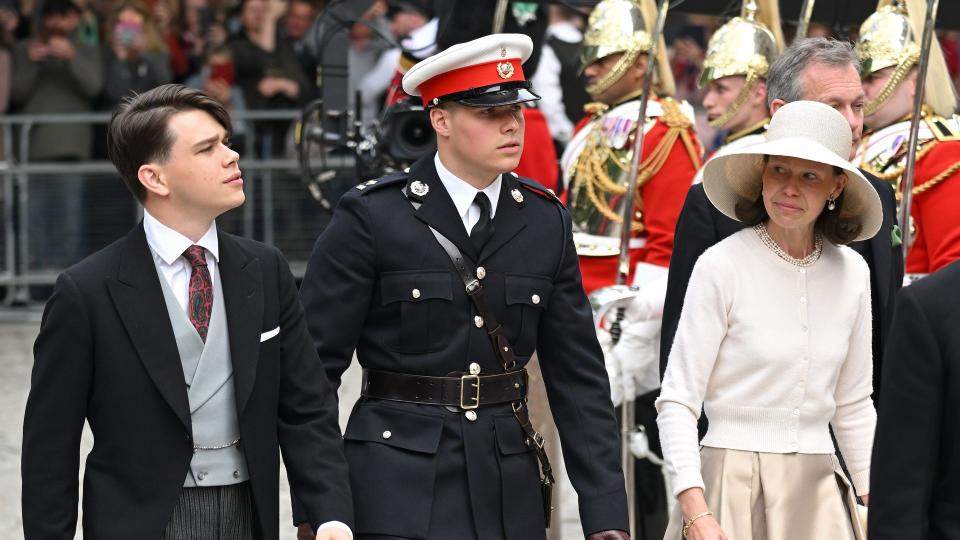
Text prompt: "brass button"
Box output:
[[476, 266, 486, 279], [233, 470, 240, 479], [465, 410, 478, 422], [382, 430, 392, 439], [411, 288, 421, 299], [474, 315, 484, 328], [531, 294, 541, 305], [469, 362, 481, 375]]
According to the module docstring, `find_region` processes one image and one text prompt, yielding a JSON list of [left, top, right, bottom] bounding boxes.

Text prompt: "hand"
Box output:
[[587, 530, 630, 540], [258, 76, 298, 99], [27, 39, 51, 61], [46, 36, 76, 60], [203, 78, 233, 105], [266, 0, 287, 20], [860, 494, 869, 506], [296, 523, 314, 540], [316, 529, 352, 540], [685, 514, 727, 540]]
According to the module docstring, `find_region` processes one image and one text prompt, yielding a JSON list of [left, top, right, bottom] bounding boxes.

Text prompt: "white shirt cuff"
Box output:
[[316, 521, 352, 539]]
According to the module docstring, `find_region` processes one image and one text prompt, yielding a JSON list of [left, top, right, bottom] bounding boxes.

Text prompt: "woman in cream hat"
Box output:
[[656, 100, 881, 540]]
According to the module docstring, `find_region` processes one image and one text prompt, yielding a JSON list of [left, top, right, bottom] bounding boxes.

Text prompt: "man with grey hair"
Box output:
[[659, 38, 903, 401]]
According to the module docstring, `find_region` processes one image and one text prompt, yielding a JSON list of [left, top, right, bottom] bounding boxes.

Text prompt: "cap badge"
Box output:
[[497, 62, 515, 79], [500, 47, 507, 58], [511, 188, 524, 203], [410, 180, 430, 197]]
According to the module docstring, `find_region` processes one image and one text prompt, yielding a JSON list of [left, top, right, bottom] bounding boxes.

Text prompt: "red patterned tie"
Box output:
[[182, 245, 213, 342]]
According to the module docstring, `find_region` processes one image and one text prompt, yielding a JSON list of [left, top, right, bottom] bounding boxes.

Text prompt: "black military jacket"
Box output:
[[300, 154, 628, 539]]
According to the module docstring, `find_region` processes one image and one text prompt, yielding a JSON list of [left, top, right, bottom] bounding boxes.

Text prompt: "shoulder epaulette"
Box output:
[[925, 113, 960, 142], [352, 170, 408, 195], [515, 174, 562, 204]]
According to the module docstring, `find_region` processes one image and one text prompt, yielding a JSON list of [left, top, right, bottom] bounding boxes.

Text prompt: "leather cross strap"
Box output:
[[404, 187, 556, 527], [361, 368, 528, 409]]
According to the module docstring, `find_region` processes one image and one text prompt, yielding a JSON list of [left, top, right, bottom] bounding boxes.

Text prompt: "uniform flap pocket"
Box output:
[[494, 413, 532, 455], [380, 270, 453, 305], [344, 402, 445, 454], [504, 273, 553, 308]]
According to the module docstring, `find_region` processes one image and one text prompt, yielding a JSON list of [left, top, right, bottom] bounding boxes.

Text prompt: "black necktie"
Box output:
[[470, 192, 494, 253]]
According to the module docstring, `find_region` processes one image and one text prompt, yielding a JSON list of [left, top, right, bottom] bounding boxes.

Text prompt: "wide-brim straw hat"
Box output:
[[701, 100, 882, 242]]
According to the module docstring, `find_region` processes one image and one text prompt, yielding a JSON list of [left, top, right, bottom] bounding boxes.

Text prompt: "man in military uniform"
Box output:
[[558, 2, 702, 537], [300, 33, 630, 540], [695, 0, 783, 180], [855, 0, 960, 276], [560, 0, 702, 295]]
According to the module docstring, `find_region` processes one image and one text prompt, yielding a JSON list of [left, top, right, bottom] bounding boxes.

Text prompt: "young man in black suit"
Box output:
[[869, 260, 960, 539], [21, 84, 352, 540]]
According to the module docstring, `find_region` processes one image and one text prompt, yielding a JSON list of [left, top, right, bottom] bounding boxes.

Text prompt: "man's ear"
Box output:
[[769, 98, 786, 114], [138, 163, 170, 198], [430, 106, 453, 138]]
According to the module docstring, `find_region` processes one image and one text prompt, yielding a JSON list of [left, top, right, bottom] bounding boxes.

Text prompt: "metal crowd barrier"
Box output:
[[0, 109, 354, 305]]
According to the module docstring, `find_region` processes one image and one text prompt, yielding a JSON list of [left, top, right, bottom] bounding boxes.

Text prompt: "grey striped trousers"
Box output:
[[163, 482, 258, 540]]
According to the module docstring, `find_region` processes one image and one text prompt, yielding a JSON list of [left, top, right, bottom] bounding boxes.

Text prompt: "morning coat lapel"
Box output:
[[106, 223, 191, 432], [479, 173, 527, 261], [216, 231, 263, 415], [407, 154, 480, 262]]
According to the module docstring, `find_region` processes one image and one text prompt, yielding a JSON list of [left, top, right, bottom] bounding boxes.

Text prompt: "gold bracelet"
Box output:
[[681, 511, 714, 538]]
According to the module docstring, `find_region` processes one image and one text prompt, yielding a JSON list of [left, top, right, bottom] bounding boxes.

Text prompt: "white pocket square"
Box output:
[[260, 326, 280, 342]]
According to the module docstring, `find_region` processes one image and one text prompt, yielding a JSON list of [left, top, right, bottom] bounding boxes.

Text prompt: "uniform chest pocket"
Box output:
[[380, 270, 454, 354], [503, 273, 553, 354]]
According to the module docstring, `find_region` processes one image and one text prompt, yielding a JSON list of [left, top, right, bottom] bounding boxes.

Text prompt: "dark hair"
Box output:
[[40, 0, 80, 17], [107, 84, 232, 203], [734, 156, 863, 245]]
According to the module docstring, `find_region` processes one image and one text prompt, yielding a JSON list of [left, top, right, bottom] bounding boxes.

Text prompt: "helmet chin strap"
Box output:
[[707, 71, 760, 129], [863, 51, 919, 117], [587, 45, 643, 98]]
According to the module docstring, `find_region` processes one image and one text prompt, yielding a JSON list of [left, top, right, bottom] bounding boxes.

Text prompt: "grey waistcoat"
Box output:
[[157, 264, 250, 487]]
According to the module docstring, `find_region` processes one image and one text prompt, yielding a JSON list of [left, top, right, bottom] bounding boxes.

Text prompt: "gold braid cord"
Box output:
[[910, 160, 960, 197], [708, 71, 760, 129], [863, 50, 920, 117], [863, 140, 937, 183], [574, 99, 699, 231]]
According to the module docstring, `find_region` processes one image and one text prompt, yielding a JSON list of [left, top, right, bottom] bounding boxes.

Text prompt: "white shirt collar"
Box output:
[[434, 153, 501, 221], [143, 209, 220, 265]]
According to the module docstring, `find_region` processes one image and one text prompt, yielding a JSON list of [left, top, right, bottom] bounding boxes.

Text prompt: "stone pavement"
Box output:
[[1, 319, 585, 539]]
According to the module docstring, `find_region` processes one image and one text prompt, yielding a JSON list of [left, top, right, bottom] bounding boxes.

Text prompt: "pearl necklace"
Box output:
[[754, 222, 823, 268]]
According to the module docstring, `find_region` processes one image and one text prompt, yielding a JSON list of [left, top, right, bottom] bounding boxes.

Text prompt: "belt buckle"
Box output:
[[460, 374, 480, 410]]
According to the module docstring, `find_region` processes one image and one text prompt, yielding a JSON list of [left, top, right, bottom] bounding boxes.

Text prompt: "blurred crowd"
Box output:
[[4, 0, 960, 158]]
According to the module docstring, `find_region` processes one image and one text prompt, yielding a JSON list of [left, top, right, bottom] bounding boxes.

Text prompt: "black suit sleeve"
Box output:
[[300, 194, 377, 390], [868, 286, 941, 539], [22, 272, 93, 539], [535, 205, 629, 535], [273, 247, 354, 529], [660, 185, 717, 378]]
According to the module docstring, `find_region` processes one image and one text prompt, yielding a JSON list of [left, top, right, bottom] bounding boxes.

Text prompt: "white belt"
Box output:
[[574, 232, 647, 257]]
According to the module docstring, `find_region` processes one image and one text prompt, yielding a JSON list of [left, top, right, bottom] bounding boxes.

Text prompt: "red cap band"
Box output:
[[418, 59, 525, 106]]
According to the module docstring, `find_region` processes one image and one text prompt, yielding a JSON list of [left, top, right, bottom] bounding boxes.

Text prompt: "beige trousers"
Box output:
[[664, 447, 864, 540]]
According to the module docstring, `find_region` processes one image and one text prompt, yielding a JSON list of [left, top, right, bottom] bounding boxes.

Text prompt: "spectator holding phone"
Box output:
[[11, 0, 101, 267], [230, 0, 310, 155], [186, 44, 248, 142], [102, 1, 173, 107]]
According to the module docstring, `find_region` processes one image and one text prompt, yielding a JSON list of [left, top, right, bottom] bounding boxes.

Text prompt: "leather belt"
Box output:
[[361, 368, 528, 409]]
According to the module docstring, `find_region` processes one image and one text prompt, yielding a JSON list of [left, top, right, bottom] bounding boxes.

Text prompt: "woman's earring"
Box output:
[[827, 196, 836, 211]]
